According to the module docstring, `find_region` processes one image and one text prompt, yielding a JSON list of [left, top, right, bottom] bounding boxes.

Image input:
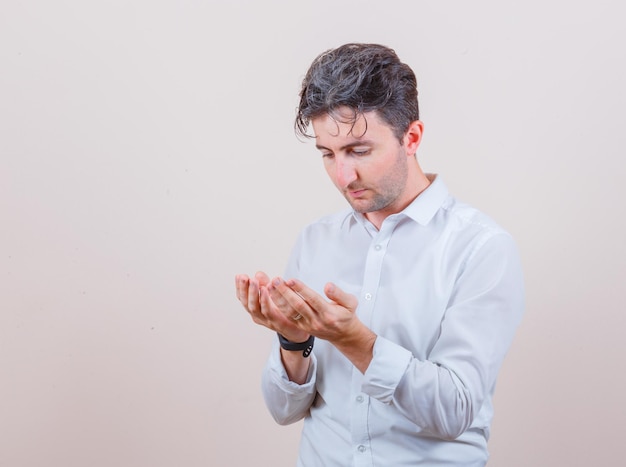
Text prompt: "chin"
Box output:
[[350, 203, 374, 214]]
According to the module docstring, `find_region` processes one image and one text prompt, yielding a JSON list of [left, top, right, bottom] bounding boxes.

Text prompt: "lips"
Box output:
[[347, 188, 368, 199]]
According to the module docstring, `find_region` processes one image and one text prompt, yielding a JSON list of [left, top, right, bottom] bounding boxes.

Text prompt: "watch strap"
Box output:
[[277, 333, 314, 357]]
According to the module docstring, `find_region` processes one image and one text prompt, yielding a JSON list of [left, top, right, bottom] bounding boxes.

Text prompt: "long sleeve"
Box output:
[[362, 232, 525, 439], [261, 340, 318, 425]]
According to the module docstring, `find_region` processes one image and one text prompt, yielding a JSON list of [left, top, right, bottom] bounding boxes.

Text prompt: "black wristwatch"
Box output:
[[277, 333, 315, 357]]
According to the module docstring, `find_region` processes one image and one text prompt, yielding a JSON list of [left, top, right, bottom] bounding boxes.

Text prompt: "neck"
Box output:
[[365, 164, 431, 230]]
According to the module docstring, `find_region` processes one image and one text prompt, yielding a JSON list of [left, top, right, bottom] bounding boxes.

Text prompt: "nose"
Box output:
[[335, 157, 357, 188]]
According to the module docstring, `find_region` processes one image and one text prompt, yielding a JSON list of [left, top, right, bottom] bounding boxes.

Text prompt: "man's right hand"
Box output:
[[234, 272, 310, 343]]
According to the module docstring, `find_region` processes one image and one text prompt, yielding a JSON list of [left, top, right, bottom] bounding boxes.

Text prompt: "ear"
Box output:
[[403, 120, 424, 156]]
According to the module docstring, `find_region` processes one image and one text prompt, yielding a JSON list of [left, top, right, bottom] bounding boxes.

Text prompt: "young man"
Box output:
[[235, 43, 524, 466]]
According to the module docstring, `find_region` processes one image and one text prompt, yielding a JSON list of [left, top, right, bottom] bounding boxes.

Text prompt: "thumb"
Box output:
[[324, 282, 358, 312]]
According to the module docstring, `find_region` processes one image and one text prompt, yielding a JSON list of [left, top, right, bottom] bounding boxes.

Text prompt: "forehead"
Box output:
[[311, 109, 390, 141]]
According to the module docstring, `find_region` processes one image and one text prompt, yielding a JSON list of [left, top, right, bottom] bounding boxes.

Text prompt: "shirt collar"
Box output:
[[402, 174, 449, 226], [350, 173, 449, 229]]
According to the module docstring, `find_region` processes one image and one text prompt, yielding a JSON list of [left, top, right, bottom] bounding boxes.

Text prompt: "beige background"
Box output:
[[1, 1, 624, 466]]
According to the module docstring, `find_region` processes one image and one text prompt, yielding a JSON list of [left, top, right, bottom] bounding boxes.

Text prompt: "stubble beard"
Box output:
[[345, 153, 409, 214], [345, 171, 408, 214]]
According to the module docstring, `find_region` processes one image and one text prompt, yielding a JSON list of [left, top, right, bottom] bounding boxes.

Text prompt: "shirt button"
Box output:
[[358, 445, 366, 453], [374, 244, 382, 251], [364, 293, 372, 300], [356, 395, 364, 403]]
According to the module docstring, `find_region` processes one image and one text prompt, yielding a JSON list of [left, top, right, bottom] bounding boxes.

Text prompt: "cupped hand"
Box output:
[[235, 272, 310, 342], [266, 277, 361, 345]]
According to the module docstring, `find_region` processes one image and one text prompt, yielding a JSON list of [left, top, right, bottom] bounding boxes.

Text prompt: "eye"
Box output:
[[321, 152, 334, 159], [351, 148, 370, 156]]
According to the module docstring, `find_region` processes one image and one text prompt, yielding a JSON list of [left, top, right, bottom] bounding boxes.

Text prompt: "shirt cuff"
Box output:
[[362, 336, 412, 403], [265, 340, 317, 396]]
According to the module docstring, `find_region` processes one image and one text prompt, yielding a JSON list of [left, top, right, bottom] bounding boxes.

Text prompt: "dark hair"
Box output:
[[295, 43, 419, 142]]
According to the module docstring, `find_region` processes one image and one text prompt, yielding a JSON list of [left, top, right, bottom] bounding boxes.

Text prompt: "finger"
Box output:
[[284, 279, 328, 311], [266, 277, 311, 318], [255, 271, 271, 288], [235, 274, 250, 303], [247, 278, 261, 313], [324, 282, 358, 312], [261, 286, 311, 342], [257, 286, 276, 327], [266, 277, 293, 310], [260, 285, 289, 324]]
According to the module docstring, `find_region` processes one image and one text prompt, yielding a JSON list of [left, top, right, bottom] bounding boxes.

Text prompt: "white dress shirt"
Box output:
[[261, 175, 525, 466]]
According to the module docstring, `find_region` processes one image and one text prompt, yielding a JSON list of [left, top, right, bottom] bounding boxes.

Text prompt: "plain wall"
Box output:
[[1, 1, 624, 466]]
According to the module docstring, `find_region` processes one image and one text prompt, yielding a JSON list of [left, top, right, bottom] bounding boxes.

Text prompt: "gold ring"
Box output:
[[292, 313, 303, 321]]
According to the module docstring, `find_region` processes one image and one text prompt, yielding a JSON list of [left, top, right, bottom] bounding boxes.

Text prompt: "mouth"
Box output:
[[347, 188, 367, 198]]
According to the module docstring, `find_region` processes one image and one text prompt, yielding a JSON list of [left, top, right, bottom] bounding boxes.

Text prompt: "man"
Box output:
[[235, 43, 524, 466]]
